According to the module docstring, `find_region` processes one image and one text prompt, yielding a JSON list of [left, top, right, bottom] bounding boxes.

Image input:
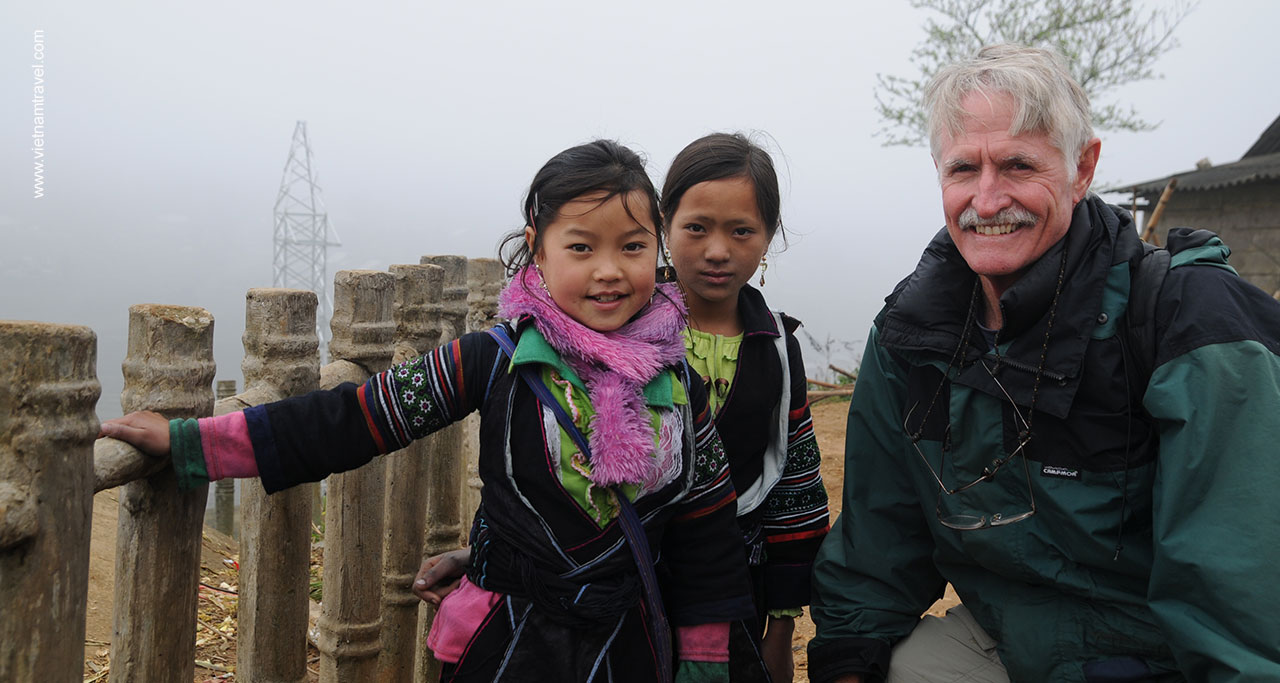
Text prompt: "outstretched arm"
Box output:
[[96, 331, 502, 493]]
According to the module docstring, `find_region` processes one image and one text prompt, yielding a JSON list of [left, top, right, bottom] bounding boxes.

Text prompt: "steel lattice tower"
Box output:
[[273, 121, 341, 362]]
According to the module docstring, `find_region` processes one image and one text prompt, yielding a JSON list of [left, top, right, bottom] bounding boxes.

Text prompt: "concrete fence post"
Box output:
[[314, 270, 395, 682], [0, 321, 100, 682], [423, 255, 470, 344], [462, 258, 504, 534], [214, 379, 238, 537], [237, 289, 319, 683], [378, 263, 445, 683], [412, 255, 469, 682], [109, 305, 216, 683]]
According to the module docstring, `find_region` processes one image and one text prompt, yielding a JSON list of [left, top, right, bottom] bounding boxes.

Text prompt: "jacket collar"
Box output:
[[876, 196, 1136, 419], [737, 284, 782, 338], [509, 320, 675, 408]]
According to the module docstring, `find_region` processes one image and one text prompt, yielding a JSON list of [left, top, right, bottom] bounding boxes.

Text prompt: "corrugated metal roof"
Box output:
[[1108, 150, 1280, 196], [1244, 113, 1280, 158], [1110, 113, 1280, 196]]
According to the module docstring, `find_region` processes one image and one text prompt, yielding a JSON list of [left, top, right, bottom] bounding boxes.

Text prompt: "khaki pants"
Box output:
[[886, 605, 1009, 683]]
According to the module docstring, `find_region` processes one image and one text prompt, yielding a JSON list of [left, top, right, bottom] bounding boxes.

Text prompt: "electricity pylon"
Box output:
[[273, 121, 341, 362]]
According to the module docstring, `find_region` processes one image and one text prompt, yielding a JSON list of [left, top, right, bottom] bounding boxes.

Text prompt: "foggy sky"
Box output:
[[2, 0, 1278, 417]]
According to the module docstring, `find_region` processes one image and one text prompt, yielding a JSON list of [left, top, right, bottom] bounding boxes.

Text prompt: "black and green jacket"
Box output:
[[809, 197, 1280, 682]]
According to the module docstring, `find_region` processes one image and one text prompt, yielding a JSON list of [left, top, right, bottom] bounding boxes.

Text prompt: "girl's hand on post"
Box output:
[[413, 548, 470, 604], [98, 410, 171, 456]]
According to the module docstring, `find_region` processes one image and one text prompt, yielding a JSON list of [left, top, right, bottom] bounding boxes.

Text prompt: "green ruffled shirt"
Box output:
[[509, 327, 687, 528], [681, 328, 742, 415]]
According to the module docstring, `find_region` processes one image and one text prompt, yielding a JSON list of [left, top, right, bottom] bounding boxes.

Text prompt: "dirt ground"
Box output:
[[82, 397, 956, 682], [83, 491, 313, 682]]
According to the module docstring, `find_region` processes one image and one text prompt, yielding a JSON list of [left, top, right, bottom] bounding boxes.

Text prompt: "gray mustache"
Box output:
[[959, 206, 1038, 229]]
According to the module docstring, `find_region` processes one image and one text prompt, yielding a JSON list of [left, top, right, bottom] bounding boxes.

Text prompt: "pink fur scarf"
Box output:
[[498, 266, 688, 487]]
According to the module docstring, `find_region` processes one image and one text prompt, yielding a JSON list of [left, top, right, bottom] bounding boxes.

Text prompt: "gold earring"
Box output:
[[759, 254, 768, 287], [659, 247, 676, 282]]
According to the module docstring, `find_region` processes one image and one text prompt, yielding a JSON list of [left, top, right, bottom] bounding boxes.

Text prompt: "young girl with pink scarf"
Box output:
[[100, 140, 756, 683]]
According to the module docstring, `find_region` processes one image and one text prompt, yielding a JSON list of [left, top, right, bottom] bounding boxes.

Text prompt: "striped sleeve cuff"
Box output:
[[169, 418, 209, 491]]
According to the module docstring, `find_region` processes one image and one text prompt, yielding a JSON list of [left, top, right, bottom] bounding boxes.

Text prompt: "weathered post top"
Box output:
[[466, 257, 505, 334], [328, 270, 396, 375], [242, 288, 320, 397], [390, 263, 445, 359], [120, 304, 216, 416], [420, 255, 468, 342], [0, 321, 99, 548], [216, 379, 237, 400]]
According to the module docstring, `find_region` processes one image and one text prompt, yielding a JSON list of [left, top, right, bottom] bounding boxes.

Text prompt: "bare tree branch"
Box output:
[[875, 0, 1197, 147]]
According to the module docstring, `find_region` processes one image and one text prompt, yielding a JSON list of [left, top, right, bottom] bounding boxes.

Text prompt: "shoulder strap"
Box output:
[[484, 326, 673, 683], [1126, 242, 1171, 385]]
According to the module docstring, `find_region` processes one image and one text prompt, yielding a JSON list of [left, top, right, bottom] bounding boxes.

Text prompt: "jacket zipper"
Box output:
[[984, 351, 1067, 383]]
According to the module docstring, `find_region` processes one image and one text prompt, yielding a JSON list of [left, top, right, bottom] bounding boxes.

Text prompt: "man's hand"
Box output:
[[761, 615, 796, 682], [98, 410, 171, 456], [413, 548, 469, 605]]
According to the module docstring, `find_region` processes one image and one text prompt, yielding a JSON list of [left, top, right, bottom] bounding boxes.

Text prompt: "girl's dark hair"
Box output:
[[660, 132, 784, 243], [500, 140, 663, 274]]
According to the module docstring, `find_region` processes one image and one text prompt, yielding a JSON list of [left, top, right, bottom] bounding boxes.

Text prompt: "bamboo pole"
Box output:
[[829, 364, 858, 381], [1141, 178, 1178, 246], [807, 389, 856, 402]]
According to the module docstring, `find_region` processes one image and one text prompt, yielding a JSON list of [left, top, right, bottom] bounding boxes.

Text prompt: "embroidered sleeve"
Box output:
[[760, 331, 831, 610], [675, 400, 737, 518], [360, 336, 483, 452], [663, 374, 755, 626]]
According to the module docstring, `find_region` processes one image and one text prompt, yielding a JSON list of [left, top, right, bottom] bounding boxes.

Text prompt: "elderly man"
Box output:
[[809, 44, 1280, 682]]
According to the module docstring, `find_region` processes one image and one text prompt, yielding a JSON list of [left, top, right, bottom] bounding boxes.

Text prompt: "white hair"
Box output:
[[925, 44, 1093, 181]]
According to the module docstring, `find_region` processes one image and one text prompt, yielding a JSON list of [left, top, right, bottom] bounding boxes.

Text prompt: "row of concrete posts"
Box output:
[[0, 255, 505, 682]]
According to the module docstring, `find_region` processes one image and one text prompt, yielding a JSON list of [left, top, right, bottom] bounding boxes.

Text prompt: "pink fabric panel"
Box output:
[[198, 412, 258, 480], [427, 576, 502, 663], [676, 622, 730, 663]]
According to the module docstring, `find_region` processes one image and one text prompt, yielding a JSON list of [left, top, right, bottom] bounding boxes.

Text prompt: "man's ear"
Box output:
[[1073, 138, 1102, 202]]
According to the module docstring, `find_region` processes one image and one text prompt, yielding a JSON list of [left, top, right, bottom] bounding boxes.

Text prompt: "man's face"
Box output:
[[936, 91, 1099, 295]]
